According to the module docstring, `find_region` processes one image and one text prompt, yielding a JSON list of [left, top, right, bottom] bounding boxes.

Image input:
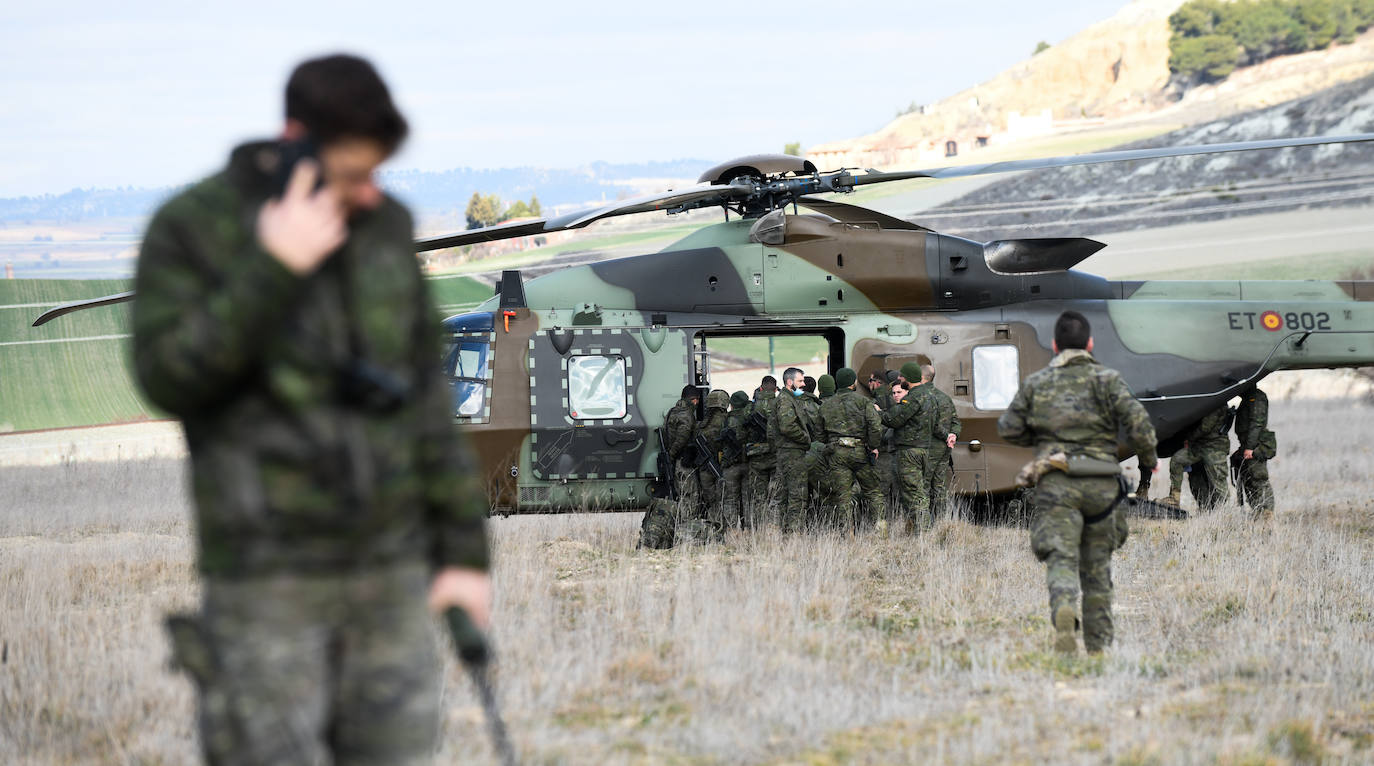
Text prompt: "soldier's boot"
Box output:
[[1053, 604, 1079, 654], [1163, 487, 1182, 507]]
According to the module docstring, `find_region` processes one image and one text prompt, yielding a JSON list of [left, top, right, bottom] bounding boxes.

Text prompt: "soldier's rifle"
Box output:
[[651, 426, 680, 500], [690, 432, 723, 481]]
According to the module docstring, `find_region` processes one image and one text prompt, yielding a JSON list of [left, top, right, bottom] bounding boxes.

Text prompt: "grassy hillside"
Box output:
[[0, 276, 491, 432]]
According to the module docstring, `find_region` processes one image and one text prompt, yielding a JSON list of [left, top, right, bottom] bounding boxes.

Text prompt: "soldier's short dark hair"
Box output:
[[760, 375, 777, 391], [803, 376, 816, 393], [681, 384, 699, 400], [782, 367, 803, 386], [286, 54, 409, 153], [1054, 310, 1092, 350]]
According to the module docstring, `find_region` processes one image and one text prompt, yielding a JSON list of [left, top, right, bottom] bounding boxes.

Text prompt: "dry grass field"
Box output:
[[2, 397, 1373, 765]]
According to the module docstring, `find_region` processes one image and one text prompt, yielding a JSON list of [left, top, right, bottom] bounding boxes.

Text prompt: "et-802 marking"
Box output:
[[1228, 310, 1332, 332]]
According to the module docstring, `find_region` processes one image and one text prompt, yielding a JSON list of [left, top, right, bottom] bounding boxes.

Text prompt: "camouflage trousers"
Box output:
[[777, 447, 810, 533], [1030, 472, 1128, 653], [1168, 444, 1229, 509], [746, 460, 777, 528], [176, 563, 443, 766], [641, 463, 697, 548], [1236, 456, 1275, 515], [875, 450, 898, 516], [827, 444, 887, 532], [719, 463, 748, 530], [927, 447, 954, 517], [894, 447, 932, 533]]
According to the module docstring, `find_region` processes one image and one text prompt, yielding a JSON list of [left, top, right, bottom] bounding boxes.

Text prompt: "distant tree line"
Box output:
[[464, 192, 543, 229], [1169, 0, 1374, 83]]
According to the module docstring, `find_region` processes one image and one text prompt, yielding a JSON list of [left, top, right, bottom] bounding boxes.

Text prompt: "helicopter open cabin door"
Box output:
[[525, 324, 692, 509]]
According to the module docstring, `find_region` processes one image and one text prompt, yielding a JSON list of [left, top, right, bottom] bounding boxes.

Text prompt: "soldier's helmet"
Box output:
[[706, 389, 730, 411], [730, 391, 750, 409]]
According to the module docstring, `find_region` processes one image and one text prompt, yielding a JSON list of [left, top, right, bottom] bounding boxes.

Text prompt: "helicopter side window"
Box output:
[[443, 337, 491, 419], [568, 355, 627, 420], [972, 345, 1018, 410]]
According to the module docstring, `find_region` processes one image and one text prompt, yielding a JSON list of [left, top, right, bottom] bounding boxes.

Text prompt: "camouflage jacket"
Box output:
[[929, 385, 962, 447], [665, 397, 698, 461], [721, 408, 750, 468], [881, 384, 940, 449], [1185, 404, 1232, 451], [746, 390, 777, 457], [821, 388, 884, 448], [1234, 388, 1269, 451], [132, 141, 489, 577], [870, 385, 895, 411], [997, 349, 1158, 468], [773, 389, 819, 451]]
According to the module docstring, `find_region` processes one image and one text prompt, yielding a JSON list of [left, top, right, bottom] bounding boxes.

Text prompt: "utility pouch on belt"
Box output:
[[1064, 456, 1123, 477], [833, 436, 861, 448], [165, 613, 218, 688]]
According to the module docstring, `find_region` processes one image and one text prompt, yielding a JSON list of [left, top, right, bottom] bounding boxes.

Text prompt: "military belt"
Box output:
[[831, 436, 862, 448]]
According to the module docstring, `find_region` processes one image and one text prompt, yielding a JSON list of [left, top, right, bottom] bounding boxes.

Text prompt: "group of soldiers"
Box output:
[[1150, 386, 1277, 517], [640, 361, 961, 548]]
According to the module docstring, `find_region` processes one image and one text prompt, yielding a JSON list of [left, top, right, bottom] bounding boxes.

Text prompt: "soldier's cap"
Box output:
[[885, 369, 900, 384], [835, 367, 857, 388], [900, 362, 922, 382], [730, 390, 750, 409], [818, 374, 836, 395]]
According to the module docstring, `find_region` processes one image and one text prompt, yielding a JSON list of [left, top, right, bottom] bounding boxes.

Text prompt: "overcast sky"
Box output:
[[0, 0, 1118, 197]]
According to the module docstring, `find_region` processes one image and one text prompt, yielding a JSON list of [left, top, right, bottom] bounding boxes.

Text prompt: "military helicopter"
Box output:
[[34, 133, 1374, 514]]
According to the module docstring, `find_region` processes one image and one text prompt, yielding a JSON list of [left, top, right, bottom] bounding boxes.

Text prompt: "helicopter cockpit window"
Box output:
[[568, 355, 627, 420], [972, 345, 1019, 411], [443, 338, 491, 419]]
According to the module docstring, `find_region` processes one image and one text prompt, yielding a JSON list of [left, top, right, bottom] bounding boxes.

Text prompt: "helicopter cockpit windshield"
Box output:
[[440, 311, 497, 421]]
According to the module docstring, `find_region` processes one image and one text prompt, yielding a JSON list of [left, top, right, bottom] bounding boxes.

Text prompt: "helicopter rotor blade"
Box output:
[[846, 132, 1374, 186], [413, 185, 743, 253], [31, 291, 136, 327]]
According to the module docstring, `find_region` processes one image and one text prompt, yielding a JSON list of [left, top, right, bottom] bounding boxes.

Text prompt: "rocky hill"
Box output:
[[917, 72, 1374, 241], [808, 0, 1185, 169]]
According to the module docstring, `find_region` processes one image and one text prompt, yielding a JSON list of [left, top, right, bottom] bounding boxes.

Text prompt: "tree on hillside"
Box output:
[[783, 142, 801, 156], [1227, 0, 1308, 63], [528, 194, 542, 217], [1169, 34, 1240, 81], [1033, 41, 1051, 55], [465, 192, 503, 230]]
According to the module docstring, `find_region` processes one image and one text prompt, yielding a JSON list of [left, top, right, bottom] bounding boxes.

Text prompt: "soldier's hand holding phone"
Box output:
[[257, 160, 345, 275]]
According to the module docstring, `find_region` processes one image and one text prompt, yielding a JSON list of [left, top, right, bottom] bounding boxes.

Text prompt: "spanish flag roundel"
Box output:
[[1260, 311, 1282, 331]]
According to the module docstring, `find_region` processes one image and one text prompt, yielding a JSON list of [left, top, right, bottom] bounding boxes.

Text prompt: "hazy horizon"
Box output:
[[1, 0, 1120, 197]]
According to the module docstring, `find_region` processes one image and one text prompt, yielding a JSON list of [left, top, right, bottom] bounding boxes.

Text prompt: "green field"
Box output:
[[0, 275, 491, 432]]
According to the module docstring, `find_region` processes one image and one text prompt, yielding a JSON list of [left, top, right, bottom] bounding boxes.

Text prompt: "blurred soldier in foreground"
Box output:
[[820, 367, 886, 532], [642, 384, 700, 548], [745, 376, 779, 527], [1232, 386, 1277, 517], [1162, 403, 1232, 509], [131, 54, 491, 763], [719, 391, 752, 528], [997, 311, 1156, 654], [921, 364, 962, 517]]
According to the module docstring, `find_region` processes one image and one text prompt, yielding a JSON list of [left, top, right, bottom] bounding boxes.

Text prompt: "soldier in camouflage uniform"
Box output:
[[719, 391, 752, 529], [1233, 386, 1277, 517], [800, 376, 832, 524], [745, 376, 779, 528], [641, 384, 700, 548], [868, 372, 899, 519], [1163, 403, 1231, 509], [772, 367, 818, 532], [884, 363, 941, 534], [997, 311, 1157, 654], [922, 365, 962, 517], [697, 389, 731, 526], [130, 55, 491, 764], [820, 368, 887, 532]]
